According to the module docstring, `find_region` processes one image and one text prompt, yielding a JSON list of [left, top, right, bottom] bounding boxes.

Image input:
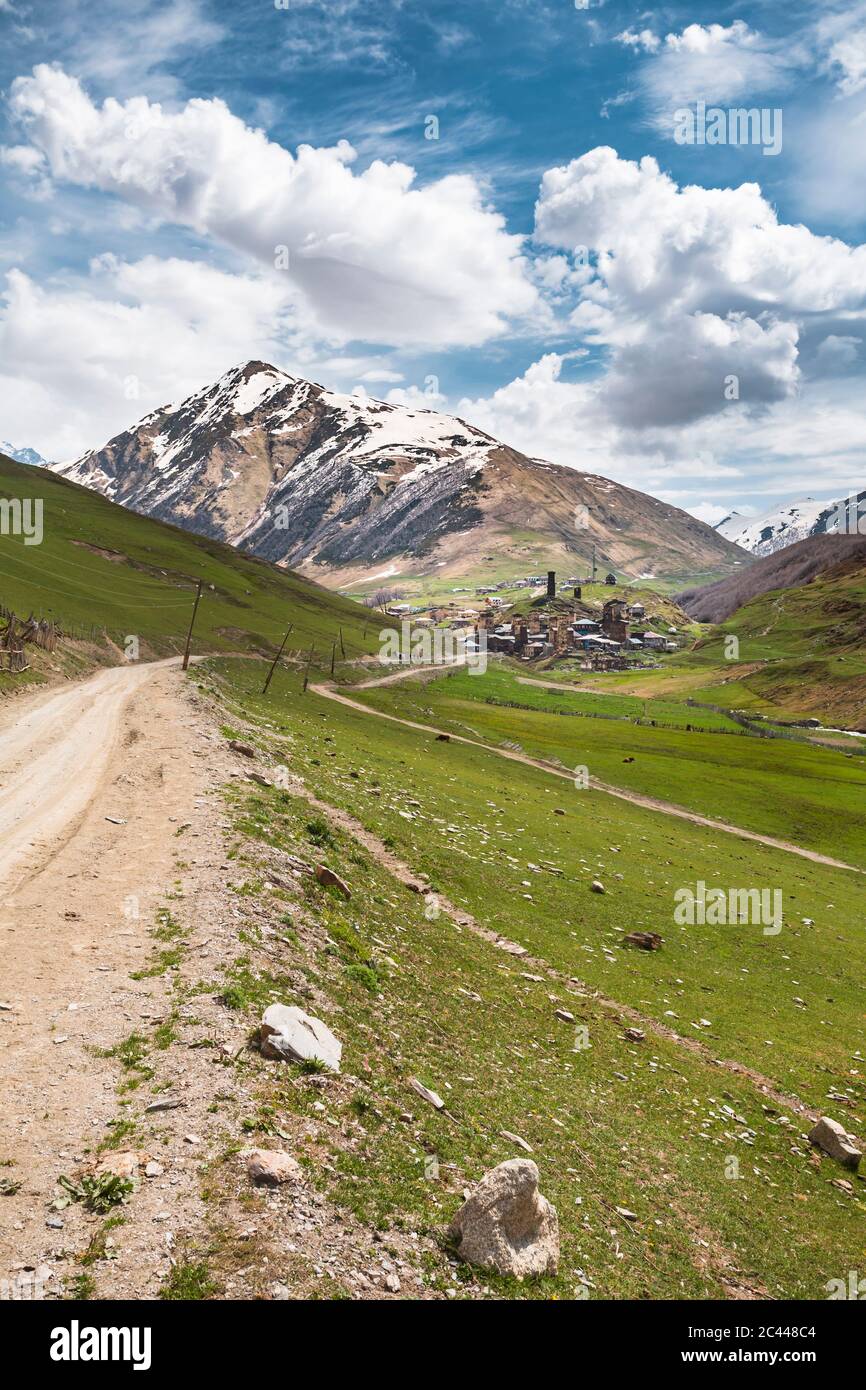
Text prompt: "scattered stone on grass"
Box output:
[[622, 931, 663, 951], [229, 740, 256, 757], [314, 865, 351, 898], [409, 1078, 445, 1110], [245, 1149, 305, 1187], [808, 1116, 862, 1170]]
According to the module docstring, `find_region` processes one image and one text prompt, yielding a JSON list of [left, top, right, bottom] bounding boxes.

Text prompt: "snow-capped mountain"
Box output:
[[1, 441, 51, 467], [715, 510, 749, 541], [53, 361, 747, 585], [716, 492, 865, 556]]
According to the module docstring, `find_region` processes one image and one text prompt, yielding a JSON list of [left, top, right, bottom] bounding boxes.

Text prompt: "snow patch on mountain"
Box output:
[[232, 367, 287, 416], [716, 493, 864, 556]]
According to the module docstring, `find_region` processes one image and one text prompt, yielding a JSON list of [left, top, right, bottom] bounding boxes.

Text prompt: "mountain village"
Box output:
[[383, 570, 681, 671]]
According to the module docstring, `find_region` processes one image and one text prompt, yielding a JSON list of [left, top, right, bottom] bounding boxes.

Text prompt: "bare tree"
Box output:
[[362, 587, 405, 609]]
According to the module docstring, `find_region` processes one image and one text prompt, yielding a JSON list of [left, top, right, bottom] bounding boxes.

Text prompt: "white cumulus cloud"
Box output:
[[533, 146, 866, 427], [616, 20, 800, 126], [818, 3, 866, 93], [8, 64, 538, 351], [0, 257, 299, 459], [453, 144, 866, 513]]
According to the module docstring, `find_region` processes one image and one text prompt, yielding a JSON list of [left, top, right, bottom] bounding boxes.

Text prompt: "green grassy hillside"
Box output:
[[0, 451, 387, 687], [695, 556, 866, 726], [559, 557, 866, 728], [190, 655, 866, 1300]]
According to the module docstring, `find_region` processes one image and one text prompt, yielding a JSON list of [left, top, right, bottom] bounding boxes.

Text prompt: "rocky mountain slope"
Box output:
[[678, 533, 866, 623], [53, 361, 747, 587], [716, 491, 865, 557]]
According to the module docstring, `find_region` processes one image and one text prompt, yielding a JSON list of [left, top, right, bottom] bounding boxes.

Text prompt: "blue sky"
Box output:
[[1, 0, 866, 522]]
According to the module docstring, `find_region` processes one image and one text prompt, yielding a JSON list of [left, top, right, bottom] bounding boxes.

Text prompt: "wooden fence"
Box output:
[[0, 608, 60, 673], [0, 600, 144, 664]]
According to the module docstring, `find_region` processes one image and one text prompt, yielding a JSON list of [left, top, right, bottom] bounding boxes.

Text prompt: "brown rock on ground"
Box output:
[[622, 931, 663, 951], [93, 1150, 151, 1179], [245, 1149, 305, 1187], [314, 864, 351, 898]]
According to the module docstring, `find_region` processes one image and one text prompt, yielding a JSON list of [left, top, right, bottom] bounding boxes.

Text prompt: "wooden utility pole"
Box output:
[[339, 627, 345, 659], [182, 579, 203, 671], [302, 645, 316, 692], [330, 641, 336, 677], [262, 622, 294, 695]]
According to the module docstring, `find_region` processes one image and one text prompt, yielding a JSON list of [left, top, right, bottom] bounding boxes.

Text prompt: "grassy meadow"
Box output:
[[348, 663, 866, 869], [192, 654, 866, 1299]]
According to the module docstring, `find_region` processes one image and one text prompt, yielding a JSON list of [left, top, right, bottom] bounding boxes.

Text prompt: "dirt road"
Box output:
[[0, 658, 440, 1301], [0, 659, 214, 1294], [0, 658, 189, 890]]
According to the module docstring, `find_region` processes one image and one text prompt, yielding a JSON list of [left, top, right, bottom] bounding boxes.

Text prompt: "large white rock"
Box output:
[[259, 1004, 342, 1072], [448, 1158, 559, 1278], [808, 1116, 862, 1170]]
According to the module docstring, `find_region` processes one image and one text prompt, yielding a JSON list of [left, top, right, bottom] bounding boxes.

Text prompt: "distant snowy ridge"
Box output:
[[1, 441, 51, 467], [716, 492, 866, 556]]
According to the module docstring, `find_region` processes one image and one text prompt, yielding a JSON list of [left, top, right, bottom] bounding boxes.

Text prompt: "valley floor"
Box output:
[[311, 667, 864, 874]]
